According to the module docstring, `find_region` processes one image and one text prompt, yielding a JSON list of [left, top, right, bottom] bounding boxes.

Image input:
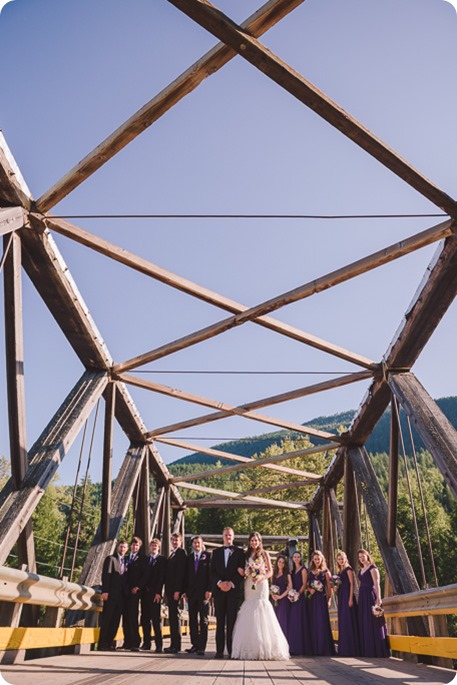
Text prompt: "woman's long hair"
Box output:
[[246, 531, 264, 561], [336, 550, 349, 572], [357, 548, 373, 567], [273, 554, 289, 581], [309, 550, 328, 573]]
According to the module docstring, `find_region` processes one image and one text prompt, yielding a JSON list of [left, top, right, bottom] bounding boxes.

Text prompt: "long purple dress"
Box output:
[[336, 566, 360, 657], [272, 573, 290, 640], [358, 564, 389, 658], [307, 570, 336, 656], [288, 568, 305, 655]]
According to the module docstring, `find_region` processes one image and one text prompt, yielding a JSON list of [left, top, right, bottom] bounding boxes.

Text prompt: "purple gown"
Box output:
[[336, 566, 360, 657], [307, 570, 336, 656], [357, 564, 389, 657], [272, 573, 290, 639], [288, 567, 313, 656]]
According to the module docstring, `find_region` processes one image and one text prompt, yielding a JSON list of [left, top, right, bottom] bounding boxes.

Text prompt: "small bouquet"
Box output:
[[270, 584, 280, 607], [330, 574, 342, 590], [288, 589, 299, 603], [372, 604, 384, 618], [311, 579, 324, 593], [245, 558, 263, 590]]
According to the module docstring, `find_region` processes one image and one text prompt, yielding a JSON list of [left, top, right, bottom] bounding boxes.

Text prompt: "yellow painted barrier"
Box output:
[[388, 635, 457, 660]]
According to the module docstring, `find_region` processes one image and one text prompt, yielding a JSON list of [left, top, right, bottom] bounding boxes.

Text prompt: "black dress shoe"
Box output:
[[197, 650, 205, 656], [214, 653, 224, 659], [140, 644, 151, 651], [131, 647, 140, 652], [164, 647, 178, 654], [185, 646, 197, 653], [155, 648, 163, 654]]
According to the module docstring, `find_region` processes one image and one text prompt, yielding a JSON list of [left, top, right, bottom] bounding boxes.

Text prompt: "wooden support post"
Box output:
[[101, 382, 116, 541], [77, 445, 146, 588], [329, 487, 343, 551], [387, 395, 400, 546], [348, 446, 430, 642], [389, 372, 457, 500], [3, 232, 36, 574], [0, 370, 108, 566], [322, 490, 331, 568], [161, 487, 171, 559], [150, 488, 165, 540], [136, 449, 151, 547], [0, 565, 26, 664], [342, 451, 362, 571]]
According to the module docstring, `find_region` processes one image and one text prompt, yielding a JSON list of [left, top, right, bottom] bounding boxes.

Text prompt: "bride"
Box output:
[[231, 532, 290, 660]]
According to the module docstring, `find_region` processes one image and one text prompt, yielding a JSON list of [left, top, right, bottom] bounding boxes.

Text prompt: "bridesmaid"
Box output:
[[307, 550, 336, 656], [357, 549, 389, 657], [288, 551, 313, 656], [271, 555, 292, 639], [335, 551, 360, 657]]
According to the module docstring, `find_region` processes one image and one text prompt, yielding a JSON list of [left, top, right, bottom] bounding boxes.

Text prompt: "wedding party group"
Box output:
[[98, 526, 389, 660]]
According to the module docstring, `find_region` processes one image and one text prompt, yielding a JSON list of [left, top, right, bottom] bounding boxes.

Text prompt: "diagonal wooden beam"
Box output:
[[182, 498, 306, 509], [0, 370, 108, 566], [157, 436, 321, 478], [177, 480, 308, 509], [182, 478, 319, 500], [0, 132, 33, 209], [34, 0, 305, 212], [117, 372, 342, 441], [112, 219, 453, 375], [149, 371, 371, 440], [167, 0, 457, 218]]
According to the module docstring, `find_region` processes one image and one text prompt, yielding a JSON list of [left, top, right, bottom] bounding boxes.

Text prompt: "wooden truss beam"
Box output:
[[3, 231, 36, 573], [167, 0, 457, 218], [389, 373, 457, 501], [0, 207, 27, 236], [101, 382, 116, 541], [173, 441, 336, 480], [0, 370, 108, 566], [0, 132, 32, 209], [146, 372, 369, 439], [178, 480, 308, 509], [119, 372, 341, 442], [34, 0, 305, 212], [45, 215, 375, 372], [181, 499, 307, 509], [78, 445, 147, 586], [184, 478, 319, 504], [156, 437, 319, 478]]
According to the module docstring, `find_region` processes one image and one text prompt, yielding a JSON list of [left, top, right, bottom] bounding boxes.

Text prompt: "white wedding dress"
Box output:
[[231, 556, 289, 660]]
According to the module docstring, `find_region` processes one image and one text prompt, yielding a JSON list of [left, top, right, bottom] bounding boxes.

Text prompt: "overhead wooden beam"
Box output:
[[153, 371, 372, 442], [183, 478, 319, 502], [389, 373, 457, 501], [0, 207, 27, 236], [0, 132, 32, 209], [118, 372, 341, 442], [46, 216, 375, 373], [78, 444, 147, 587], [0, 370, 108, 566], [167, 0, 457, 218], [174, 441, 336, 480], [342, 450, 361, 571], [34, 0, 305, 212], [157, 436, 319, 478], [3, 231, 36, 573], [181, 499, 307, 509], [387, 395, 400, 547], [178, 480, 308, 509]]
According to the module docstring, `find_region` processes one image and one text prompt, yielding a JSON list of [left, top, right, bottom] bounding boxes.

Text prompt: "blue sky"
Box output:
[[0, 0, 456, 484]]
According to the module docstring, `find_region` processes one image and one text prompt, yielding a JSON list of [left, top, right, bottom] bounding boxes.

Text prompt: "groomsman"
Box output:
[[141, 538, 167, 652], [123, 536, 148, 651], [99, 539, 129, 651], [210, 527, 245, 659], [184, 535, 212, 656], [164, 532, 187, 654]]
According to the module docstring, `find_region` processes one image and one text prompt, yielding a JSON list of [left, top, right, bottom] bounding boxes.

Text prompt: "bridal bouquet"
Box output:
[[311, 579, 324, 593], [245, 558, 263, 590], [371, 604, 384, 618], [330, 574, 342, 590], [287, 589, 299, 603], [270, 584, 280, 607]]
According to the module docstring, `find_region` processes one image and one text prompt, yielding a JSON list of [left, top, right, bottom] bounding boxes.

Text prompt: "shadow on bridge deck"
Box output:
[[1, 635, 454, 685]]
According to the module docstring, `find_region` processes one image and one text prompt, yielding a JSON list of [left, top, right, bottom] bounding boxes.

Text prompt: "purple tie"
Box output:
[[194, 554, 199, 572]]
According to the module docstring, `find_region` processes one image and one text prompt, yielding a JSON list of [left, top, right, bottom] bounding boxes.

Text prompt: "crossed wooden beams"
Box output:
[[1, 0, 457, 580]]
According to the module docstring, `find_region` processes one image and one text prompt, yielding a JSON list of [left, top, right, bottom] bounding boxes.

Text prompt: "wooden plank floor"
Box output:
[[1, 634, 455, 685]]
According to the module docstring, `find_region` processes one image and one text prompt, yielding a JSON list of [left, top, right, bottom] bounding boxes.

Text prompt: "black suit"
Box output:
[[165, 547, 187, 650], [99, 552, 128, 649], [185, 550, 211, 652], [211, 545, 245, 656], [123, 553, 148, 649], [141, 554, 167, 649]]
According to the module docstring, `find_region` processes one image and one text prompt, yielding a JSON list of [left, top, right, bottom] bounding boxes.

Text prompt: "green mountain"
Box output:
[[170, 396, 457, 466]]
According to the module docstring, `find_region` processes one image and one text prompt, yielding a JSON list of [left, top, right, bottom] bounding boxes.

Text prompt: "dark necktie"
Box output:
[[194, 554, 199, 572]]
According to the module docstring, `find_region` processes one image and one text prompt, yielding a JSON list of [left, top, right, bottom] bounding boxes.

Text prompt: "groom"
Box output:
[[210, 526, 245, 659]]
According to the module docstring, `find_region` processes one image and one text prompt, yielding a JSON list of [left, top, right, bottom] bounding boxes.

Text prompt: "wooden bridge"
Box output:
[[1, 0, 457, 678]]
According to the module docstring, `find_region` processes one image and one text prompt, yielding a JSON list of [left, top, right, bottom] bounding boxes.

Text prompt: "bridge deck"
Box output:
[[1, 636, 454, 685]]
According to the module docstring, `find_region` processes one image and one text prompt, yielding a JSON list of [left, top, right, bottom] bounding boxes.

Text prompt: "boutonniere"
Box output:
[[201, 554, 207, 560]]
